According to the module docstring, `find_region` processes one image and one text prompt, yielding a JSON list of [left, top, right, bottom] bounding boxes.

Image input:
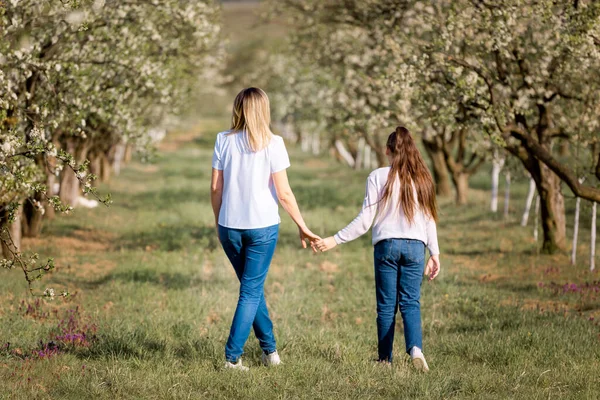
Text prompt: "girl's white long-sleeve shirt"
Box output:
[[333, 167, 440, 255]]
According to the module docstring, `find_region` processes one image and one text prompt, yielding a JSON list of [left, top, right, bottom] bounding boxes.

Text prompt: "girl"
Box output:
[[211, 87, 320, 371], [315, 126, 441, 372]]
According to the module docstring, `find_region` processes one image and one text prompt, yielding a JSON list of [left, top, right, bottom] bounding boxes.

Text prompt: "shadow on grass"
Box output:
[[89, 269, 206, 290], [446, 249, 505, 256], [42, 221, 94, 238], [118, 225, 220, 252], [80, 332, 219, 363], [116, 187, 208, 211]]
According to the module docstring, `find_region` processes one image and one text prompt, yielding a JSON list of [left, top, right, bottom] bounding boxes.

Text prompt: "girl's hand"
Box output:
[[425, 255, 440, 281], [315, 236, 337, 252], [299, 225, 320, 252]]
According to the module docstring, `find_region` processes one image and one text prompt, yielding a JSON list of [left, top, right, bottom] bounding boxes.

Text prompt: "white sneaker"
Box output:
[[410, 347, 429, 373], [261, 350, 282, 367], [224, 359, 249, 371]]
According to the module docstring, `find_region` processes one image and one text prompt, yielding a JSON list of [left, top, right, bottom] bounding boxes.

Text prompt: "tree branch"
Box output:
[[509, 128, 600, 202]]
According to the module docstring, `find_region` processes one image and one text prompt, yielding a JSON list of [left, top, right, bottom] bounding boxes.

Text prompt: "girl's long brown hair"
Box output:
[[379, 126, 438, 223]]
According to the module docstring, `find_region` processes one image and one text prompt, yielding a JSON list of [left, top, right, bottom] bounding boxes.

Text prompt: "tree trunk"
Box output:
[[491, 168, 500, 212], [521, 177, 536, 226], [371, 149, 379, 169], [59, 168, 80, 207], [373, 147, 387, 167], [355, 138, 365, 170], [90, 153, 102, 178], [44, 143, 59, 220], [452, 173, 469, 206], [335, 140, 355, 168], [44, 174, 56, 220], [58, 137, 89, 207], [100, 153, 111, 182], [439, 129, 483, 206], [112, 142, 126, 176], [300, 132, 310, 153], [490, 153, 505, 212], [21, 155, 48, 238], [534, 195, 540, 243], [422, 140, 452, 197], [571, 177, 586, 265], [507, 135, 567, 254], [124, 144, 133, 163], [571, 196, 581, 265], [363, 132, 387, 167], [364, 144, 371, 170], [591, 201, 597, 271], [536, 167, 567, 254], [503, 172, 511, 220], [21, 194, 44, 238], [1, 204, 23, 259], [311, 133, 320, 155]]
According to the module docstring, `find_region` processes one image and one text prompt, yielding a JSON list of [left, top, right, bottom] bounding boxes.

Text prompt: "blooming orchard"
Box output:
[[265, 0, 600, 253], [0, 0, 222, 292]]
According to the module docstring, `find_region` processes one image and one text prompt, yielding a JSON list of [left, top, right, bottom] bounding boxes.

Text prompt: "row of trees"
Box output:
[[0, 0, 222, 290], [256, 0, 600, 255]]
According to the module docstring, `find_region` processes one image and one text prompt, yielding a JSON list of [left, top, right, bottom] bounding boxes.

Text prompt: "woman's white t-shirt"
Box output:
[[212, 131, 290, 229]]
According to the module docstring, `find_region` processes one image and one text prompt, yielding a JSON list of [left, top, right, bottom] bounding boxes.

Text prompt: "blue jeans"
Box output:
[[374, 238, 425, 362], [218, 224, 278, 362]]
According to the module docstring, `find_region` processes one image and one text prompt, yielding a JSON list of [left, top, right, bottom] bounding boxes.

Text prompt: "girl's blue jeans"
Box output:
[[374, 238, 425, 362]]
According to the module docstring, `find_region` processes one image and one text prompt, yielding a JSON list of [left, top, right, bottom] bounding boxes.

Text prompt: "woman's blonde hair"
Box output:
[[230, 87, 273, 152]]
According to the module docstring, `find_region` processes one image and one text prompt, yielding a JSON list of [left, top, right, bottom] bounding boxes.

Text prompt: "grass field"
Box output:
[[1, 119, 599, 399]]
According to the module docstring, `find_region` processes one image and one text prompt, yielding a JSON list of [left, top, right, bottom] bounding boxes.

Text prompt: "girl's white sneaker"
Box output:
[[410, 347, 429, 373], [261, 350, 282, 367], [224, 359, 249, 371]]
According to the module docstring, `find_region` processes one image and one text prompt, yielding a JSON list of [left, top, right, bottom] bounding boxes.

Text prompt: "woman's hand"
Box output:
[[315, 236, 337, 252], [299, 225, 320, 252], [425, 255, 440, 281]]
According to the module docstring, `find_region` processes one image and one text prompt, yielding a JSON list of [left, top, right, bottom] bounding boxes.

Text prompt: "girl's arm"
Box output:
[[272, 169, 320, 249], [316, 174, 378, 251], [425, 217, 440, 256], [424, 217, 441, 280]]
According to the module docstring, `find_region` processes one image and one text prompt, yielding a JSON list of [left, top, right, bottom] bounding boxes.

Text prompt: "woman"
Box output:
[[211, 87, 319, 371], [316, 126, 441, 372]]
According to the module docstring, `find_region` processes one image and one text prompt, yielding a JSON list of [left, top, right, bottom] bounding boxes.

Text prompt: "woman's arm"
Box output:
[[316, 174, 378, 252], [211, 168, 224, 227], [272, 169, 320, 249]]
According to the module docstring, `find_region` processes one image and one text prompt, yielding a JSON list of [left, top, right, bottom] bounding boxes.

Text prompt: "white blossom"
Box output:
[[43, 288, 55, 300]]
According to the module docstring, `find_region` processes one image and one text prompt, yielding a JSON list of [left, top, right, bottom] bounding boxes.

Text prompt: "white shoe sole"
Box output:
[[412, 357, 429, 372], [224, 362, 249, 371], [262, 356, 282, 367]]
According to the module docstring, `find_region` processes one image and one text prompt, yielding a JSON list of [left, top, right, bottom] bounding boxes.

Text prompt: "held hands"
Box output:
[[310, 233, 441, 282], [425, 255, 441, 281], [298, 225, 321, 252], [315, 236, 337, 252], [296, 225, 336, 253], [311, 233, 440, 282]]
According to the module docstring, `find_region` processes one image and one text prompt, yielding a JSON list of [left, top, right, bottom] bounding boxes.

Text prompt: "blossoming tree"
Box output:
[[419, 0, 600, 252], [267, 0, 599, 253], [0, 0, 222, 291]]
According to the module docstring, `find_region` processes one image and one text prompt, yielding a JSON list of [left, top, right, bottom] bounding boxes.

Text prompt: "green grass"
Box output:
[[1, 125, 599, 399]]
